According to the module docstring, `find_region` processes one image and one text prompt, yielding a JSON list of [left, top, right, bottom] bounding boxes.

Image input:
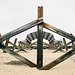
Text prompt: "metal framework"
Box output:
[[0, 6, 75, 70]]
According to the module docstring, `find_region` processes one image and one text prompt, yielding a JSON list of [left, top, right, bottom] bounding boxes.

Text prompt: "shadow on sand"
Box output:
[[4, 61, 28, 66]]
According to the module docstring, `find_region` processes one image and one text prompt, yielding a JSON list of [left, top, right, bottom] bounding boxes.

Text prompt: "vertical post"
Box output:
[[0, 33, 4, 47], [0, 33, 8, 53], [56, 42, 59, 48], [18, 41, 21, 50], [0, 33, 1, 37], [14, 38, 17, 45], [63, 38, 68, 51], [71, 40, 74, 49], [18, 41, 21, 47], [59, 41, 62, 50], [13, 38, 17, 49], [3, 38, 10, 53], [59, 41, 62, 46], [70, 34, 74, 49], [5, 39, 10, 47], [37, 6, 43, 68], [0, 33, 1, 48]]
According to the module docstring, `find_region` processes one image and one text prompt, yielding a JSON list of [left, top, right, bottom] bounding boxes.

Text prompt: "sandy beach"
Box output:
[[0, 49, 75, 75]]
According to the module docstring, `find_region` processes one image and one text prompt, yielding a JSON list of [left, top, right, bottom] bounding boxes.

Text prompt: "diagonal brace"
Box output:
[[0, 19, 43, 43], [43, 23, 75, 41], [0, 43, 37, 67], [40, 45, 75, 70], [53, 41, 72, 53]]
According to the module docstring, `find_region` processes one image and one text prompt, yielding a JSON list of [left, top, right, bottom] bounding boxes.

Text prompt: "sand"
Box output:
[[0, 49, 75, 75]]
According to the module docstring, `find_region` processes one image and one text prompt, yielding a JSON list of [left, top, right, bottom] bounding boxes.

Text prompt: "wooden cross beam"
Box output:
[[0, 33, 4, 45], [71, 40, 74, 49], [16, 41, 37, 52], [0, 33, 1, 37], [0, 33, 8, 53], [70, 34, 74, 49], [58, 41, 62, 51], [5, 39, 10, 47], [0, 6, 75, 71], [9, 41, 27, 53], [43, 42, 55, 48], [53, 41, 72, 53], [37, 6, 43, 68], [43, 23, 75, 41], [13, 38, 18, 50], [17, 41, 55, 51], [0, 19, 43, 43], [8, 41, 19, 48], [14, 38, 17, 47], [0, 43, 37, 67], [63, 38, 68, 51], [40, 45, 75, 70], [3, 38, 10, 53]]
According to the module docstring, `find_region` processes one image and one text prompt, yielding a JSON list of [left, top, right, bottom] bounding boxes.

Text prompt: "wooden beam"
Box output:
[[18, 41, 21, 48], [58, 41, 62, 51], [0, 33, 4, 44], [0, 19, 43, 43], [43, 23, 75, 41], [17, 41, 55, 50], [53, 41, 72, 53], [63, 38, 68, 51], [0, 33, 1, 37], [40, 46, 75, 70], [13, 38, 17, 49], [56, 42, 59, 49], [0, 33, 4, 49], [14, 38, 17, 46], [5, 39, 10, 47], [37, 6, 43, 68], [16, 41, 37, 52], [57, 42, 59, 46], [59, 41, 62, 46], [9, 41, 18, 48], [70, 34, 74, 49], [4, 38, 10, 53], [43, 42, 55, 48], [9, 41, 27, 52], [38, 7, 40, 19], [0, 43, 36, 67], [71, 40, 74, 49]]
